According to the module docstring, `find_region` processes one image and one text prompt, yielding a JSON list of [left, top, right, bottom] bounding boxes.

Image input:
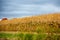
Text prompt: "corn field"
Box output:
[[0, 14, 60, 40]]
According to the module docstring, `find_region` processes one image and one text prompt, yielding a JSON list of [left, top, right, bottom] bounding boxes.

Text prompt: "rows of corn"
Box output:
[[0, 21, 60, 33]]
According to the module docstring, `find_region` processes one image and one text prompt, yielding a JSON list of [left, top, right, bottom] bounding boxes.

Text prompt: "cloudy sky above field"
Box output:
[[0, 0, 60, 19]]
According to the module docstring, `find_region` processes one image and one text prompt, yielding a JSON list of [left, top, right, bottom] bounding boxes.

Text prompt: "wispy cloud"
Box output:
[[0, 0, 60, 19], [1, 4, 59, 14]]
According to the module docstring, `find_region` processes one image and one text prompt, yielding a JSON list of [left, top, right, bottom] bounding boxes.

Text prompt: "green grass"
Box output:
[[24, 33, 34, 40], [0, 33, 60, 40], [36, 34, 47, 40], [0, 33, 14, 38], [45, 34, 60, 40]]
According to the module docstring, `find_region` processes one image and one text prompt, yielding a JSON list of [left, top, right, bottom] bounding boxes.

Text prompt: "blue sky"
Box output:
[[0, 0, 60, 19]]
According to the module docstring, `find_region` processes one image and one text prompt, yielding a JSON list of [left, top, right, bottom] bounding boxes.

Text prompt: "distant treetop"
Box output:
[[2, 18, 8, 21]]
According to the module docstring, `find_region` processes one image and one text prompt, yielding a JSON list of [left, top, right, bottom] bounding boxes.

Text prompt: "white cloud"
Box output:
[[40, 4, 59, 12], [0, 19, 1, 21]]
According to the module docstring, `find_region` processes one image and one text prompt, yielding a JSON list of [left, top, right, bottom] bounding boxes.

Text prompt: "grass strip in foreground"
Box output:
[[0, 32, 60, 40]]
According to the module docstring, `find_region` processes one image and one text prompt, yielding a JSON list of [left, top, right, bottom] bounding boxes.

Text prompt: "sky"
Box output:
[[0, 0, 60, 19]]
